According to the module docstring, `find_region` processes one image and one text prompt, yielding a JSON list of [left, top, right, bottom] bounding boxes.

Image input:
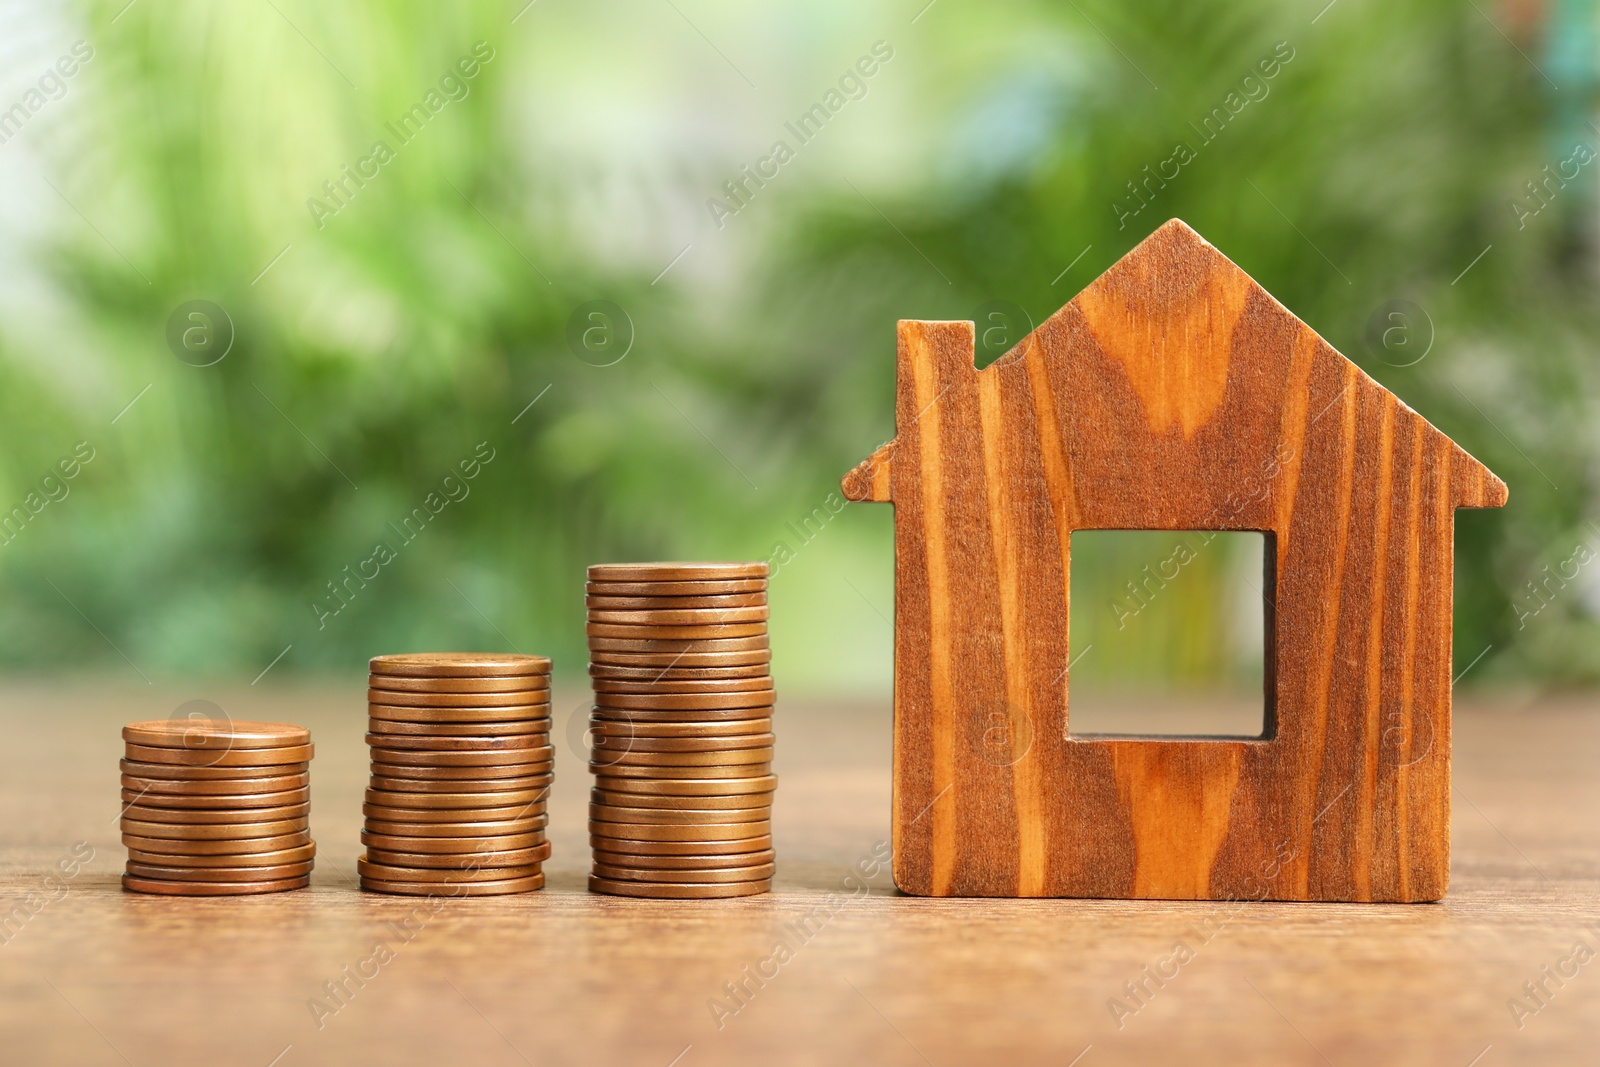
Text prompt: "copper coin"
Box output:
[[368, 684, 550, 710], [588, 875, 769, 898], [363, 796, 544, 825], [122, 719, 311, 750], [591, 677, 774, 695], [589, 835, 771, 856], [368, 773, 552, 794], [359, 819, 543, 840], [368, 703, 550, 725], [597, 747, 774, 767], [593, 734, 775, 754], [368, 718, 547, 738], [591, 690, 774, 710], [363, 733, 547, 753], [592, 746, 771, 768], [123, 831, 311, 855], [592, 646, 771, 662], [119, 802, 310, 824], [120, 759, 308, 781], [360, 831, 543, 853], [372, 755, 553, 774], [593, 848, 775, 870], [588, 635, 768, 654], [585, 593, 767, 610], [120, 772, 309, 795], [364, 842, 550, 869], [360, 847, 549, 869], [590, 663, 771, 682], [591, 788, 773, 810], [366, 787, 549, 809], [122, 787, 310, 810], [123, 874, 310, 895], [592, 773, 777, 796], [586, 607, 769, 626], [593, 762, 773, 780], [590, 803, 769, 825], [368, 681, 550, 703], [586, 622, 767, 640], [356, 858, 544, 883], [589, 661, 768, 677], [588, 562, 767, 581], [360, 806, 540, 831], [366, 809, 540, 825], [370, 722, 551, 742], [370, 761, 553, 781], [590, 651, 772, 669], [368, 652, 552, 678], [369, 745, 555, 766], [592, 862, 776, 884], [360, 873, 544, 896], [367, 674, 553, 695], [592, 719, 771, 739], [589, 820, 767, 842], [125, 843, 316, 867], [366, 687, 548, 708], [124, 860, 314, 882], [591, 707, 773, 725], [121, 818, 307, 840], [123, 742, 314, 767], [364, 817, 546, 838], [587, 578, 767, 596]]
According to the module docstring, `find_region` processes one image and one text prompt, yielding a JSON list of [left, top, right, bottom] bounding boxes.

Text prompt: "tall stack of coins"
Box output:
[[361, 653, 553, 896], [587, 561, 776, 899], [120, 719, 315, 895]]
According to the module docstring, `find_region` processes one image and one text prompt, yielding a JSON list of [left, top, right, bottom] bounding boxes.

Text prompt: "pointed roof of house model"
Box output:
[[843, 218, 1507, 511]]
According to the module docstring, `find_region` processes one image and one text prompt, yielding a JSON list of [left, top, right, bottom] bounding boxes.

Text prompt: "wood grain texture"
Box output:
[[842, 219, 1508, 901], [1, 684, 1597, 1066]]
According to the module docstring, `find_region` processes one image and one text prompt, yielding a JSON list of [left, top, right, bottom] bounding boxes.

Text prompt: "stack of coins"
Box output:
[[587, 561, 776, 899], [120, 719, 315, 895], [361, 653, 553, 896]]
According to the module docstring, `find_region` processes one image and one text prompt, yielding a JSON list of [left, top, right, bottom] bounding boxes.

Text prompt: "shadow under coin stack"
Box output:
[[120, 720, 315, 895], [587, 561, 776, 899], [361, 653, 553, 896]]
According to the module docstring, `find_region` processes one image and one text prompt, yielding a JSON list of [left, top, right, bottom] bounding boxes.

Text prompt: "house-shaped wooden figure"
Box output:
[[841, 219, 1507, 902]]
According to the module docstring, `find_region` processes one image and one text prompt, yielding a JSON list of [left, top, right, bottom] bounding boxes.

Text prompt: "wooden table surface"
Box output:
[[0, 681, 1595, 1066]]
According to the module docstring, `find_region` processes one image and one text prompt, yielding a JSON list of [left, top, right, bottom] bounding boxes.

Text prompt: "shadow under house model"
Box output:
[[840, 219, 1508, 902]]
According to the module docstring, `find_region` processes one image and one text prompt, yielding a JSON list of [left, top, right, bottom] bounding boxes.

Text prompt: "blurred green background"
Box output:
[[0, 0, 1594, 693]]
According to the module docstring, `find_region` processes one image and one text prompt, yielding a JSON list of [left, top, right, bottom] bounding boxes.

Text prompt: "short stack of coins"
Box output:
[[361, 653, 553, 896], [586, 561, 776, 899], [120, 719, 315, 895]]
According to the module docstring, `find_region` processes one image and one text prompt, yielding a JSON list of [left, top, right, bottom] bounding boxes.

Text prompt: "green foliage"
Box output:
[[0, 0, 1593, 687]]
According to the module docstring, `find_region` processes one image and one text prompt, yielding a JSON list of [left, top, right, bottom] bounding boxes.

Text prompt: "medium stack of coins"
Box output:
[[120, 719, 315, 895], [361, 653, 553, 896], [587, 561, 776, 899]]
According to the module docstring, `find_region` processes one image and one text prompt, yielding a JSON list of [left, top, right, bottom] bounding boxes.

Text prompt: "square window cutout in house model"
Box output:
[[841, 220, 1507, 902]]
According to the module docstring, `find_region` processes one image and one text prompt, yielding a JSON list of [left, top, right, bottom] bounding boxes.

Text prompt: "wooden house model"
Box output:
[[841, 219, 1507, 901]]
